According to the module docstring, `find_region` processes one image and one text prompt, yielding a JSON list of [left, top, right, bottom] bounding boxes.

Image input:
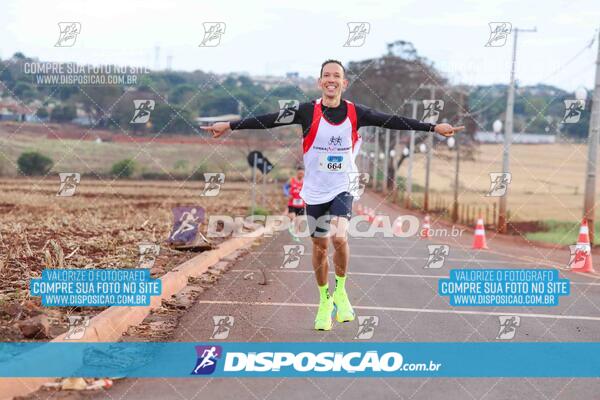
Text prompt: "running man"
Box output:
[[171, 207, 200, 241], [286, 165, 305, 241], [202, 59, 463, 331], [193, 346, 218, 373]]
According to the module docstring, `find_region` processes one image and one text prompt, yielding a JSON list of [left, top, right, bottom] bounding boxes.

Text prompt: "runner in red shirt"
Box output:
[[287, 166, 305, 215], [287, 166, 305, 241]]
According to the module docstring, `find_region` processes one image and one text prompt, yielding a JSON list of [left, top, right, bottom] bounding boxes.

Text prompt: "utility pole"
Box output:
[[498, 26, 537, 233], [421, 84, 438, 212], [405, 100, 419, 209], [372, 127, 379, 190], [392, 130, 400, 203], [262, 162, 267, 207], [383, 128, 390, 195], [251, 153, 257, 214], [360, 128, 368, 173], [583, 28, 600, 244], [452, 131, 460, 222], [452, 89, 466, 223]]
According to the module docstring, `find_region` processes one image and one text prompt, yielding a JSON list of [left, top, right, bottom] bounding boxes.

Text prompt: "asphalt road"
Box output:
[[92, 191, 600, 400]]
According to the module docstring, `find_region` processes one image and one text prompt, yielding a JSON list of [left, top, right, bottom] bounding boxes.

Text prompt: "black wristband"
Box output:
[[429, 124, 437, 132]]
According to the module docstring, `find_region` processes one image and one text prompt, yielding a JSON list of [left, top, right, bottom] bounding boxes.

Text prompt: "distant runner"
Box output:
[[286, 165, 305, 241], [203, 59, 463, 331]]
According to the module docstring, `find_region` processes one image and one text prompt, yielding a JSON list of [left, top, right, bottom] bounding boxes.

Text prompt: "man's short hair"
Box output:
[[320, 59, 345, 77]]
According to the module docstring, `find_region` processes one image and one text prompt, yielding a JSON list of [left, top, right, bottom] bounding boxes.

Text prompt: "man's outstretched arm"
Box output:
[[202, 105, 305, 138], [357, 105, 464, 137]]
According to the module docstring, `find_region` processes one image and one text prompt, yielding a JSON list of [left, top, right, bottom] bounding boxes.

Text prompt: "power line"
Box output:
[[539, 31, 596, 83]]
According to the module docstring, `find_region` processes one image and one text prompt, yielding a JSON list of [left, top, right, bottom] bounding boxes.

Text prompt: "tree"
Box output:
[[50, 105, 76, 122], [107, 89, 157, 134], [17, 152, 53, 176], [36, 108, 49, 119], [0, 66, 15, 90], [345, 47, 480, 191], [76, 85, 123, 127], [170, 84, 197, 105], [13, 81, 36, 100], [150, 103, 194, 134], [111, 159, 136, 178]]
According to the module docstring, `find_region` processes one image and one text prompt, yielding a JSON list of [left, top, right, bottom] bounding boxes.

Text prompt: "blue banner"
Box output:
[[29, 269, 161, 306], [438, 269, 569, 306], [0, 342, 598, 378]]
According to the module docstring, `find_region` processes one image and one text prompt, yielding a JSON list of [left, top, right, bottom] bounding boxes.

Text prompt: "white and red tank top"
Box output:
[[300, 98, 362, 205], [288, 177, 305, 208]]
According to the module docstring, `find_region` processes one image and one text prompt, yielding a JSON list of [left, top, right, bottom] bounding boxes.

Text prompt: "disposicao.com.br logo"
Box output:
[[191, 346, 442, 376]]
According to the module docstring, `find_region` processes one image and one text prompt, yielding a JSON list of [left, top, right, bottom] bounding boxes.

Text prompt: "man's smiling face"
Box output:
[[318, 62, 348, 100]]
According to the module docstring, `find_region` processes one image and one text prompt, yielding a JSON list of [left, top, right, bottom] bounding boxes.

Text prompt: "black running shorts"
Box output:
[[305, 191, 353, 237]]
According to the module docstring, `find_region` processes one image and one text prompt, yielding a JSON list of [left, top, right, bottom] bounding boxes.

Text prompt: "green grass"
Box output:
[[525, 219, 600, 246], [249, 206, 270, 217], [0, 133, 280, 178]]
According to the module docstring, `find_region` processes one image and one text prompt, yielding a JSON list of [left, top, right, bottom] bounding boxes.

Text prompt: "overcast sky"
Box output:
[[1, 0, 599, 92]]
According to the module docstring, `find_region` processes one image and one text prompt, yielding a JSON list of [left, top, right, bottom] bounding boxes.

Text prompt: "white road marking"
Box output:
[[197, 300, 600, 322], [274, 237, 579, 271], [348, 254, 554, 265], [253, 251, 553, 266], [234, 268, 443, 279], [231, 269, 600, 286]]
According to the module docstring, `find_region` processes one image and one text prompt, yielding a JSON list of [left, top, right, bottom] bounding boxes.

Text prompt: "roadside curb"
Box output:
[[0, 226, 268, 400]]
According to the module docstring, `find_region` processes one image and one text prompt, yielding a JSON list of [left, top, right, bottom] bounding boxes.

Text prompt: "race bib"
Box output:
[[318, 153, 349, 173], [292, 198, 303, 206]]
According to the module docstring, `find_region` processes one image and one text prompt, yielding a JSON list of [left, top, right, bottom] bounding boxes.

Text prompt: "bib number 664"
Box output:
[[327, 162, 343, 171]]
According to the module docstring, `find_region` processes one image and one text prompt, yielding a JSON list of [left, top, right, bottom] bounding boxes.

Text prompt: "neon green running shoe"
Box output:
[[314, 296, 335, 331], [333, 289, 355, 323]]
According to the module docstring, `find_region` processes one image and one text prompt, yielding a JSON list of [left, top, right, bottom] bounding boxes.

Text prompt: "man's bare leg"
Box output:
[[311, 236, 329, 286], [312, 235, 334, 330], [330, 217, 355, 322], [330, 216, 349, 277]]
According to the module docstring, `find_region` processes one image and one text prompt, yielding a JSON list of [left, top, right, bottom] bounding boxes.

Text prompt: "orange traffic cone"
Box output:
[[570, 219, 595, 273], [420, 215, 431, 239], [472, 217, 488, 249]]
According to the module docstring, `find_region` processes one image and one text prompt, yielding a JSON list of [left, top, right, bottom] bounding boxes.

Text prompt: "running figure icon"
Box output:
[[192, 345, 222, 375], [171, 208, 200, 241]]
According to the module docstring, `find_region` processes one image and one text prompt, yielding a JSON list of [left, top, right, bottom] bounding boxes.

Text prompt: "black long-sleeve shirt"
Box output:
[[230, 99, 435, 136]]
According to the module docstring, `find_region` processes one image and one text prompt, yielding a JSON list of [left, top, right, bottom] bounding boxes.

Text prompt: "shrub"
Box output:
[[190, 163, 208, 180], [140, 171, 168, 180], [49, 105, 76, 122], [173, 159, 189, 171], [36, 107, 49, 119], [111, 159, 136, 178], [17, 151, 53, 176], [250, 206, 270, 217]]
